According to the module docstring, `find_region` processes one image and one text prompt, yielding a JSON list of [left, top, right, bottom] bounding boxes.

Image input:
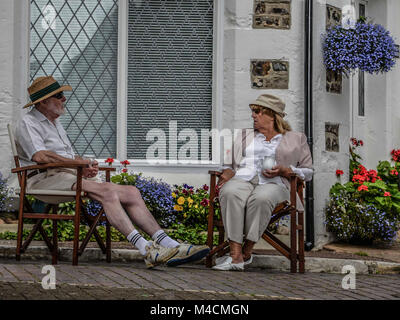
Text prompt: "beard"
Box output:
[[54, 106, 66, 116]]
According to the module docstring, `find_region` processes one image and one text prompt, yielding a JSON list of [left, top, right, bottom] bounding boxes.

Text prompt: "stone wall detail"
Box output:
[[250, 59, 289, 89], [326, 4, 342, 94], [326, 4, 342, 30], [325, 123, 339, 152], [253, 0, 291, 29]]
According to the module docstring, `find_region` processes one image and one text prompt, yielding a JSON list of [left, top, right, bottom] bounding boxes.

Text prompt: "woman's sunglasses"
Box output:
[[250, 105, 262, 114]]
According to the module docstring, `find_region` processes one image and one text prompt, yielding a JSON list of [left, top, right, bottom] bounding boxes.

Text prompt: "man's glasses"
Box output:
[[52, 92, 64, 100]]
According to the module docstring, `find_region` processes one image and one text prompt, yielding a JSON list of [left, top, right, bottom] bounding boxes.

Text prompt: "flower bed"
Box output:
[[326, 139, 400, 244]]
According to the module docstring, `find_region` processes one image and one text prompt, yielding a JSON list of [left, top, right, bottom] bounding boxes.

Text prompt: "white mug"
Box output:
[[262, 156, 276, 171]]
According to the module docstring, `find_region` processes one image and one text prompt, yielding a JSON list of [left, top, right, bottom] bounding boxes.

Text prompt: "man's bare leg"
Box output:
[[77, 180, 160, 237]]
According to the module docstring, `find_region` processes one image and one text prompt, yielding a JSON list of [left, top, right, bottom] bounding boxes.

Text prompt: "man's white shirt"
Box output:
[[16, 108, 75, 167]]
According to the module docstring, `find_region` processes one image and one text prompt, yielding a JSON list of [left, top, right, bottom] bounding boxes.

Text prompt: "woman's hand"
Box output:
[[217, 169, 235, 188], [262, 165, 292, 179]]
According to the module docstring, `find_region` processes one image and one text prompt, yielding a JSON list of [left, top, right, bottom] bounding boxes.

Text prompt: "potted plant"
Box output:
[[323, 19, 399, 76]]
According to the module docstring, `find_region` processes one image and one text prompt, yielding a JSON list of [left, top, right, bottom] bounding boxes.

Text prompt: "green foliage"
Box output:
[[111, 172, 140, 185], [168, 223, 218, 246], [0, 219, 127, 242], [326, 140, 400, 244]]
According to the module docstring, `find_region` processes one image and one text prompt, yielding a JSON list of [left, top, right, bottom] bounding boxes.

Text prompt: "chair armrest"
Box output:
[[288, 172, 305, 184], [11, 161, 87, 173], [208, 170, 222, 176], [98, 167, 116, 172]]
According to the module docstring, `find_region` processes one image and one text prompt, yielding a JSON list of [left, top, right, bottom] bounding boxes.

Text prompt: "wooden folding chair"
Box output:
[[205, 170, 305, 273], [8, 124, 115, 265]]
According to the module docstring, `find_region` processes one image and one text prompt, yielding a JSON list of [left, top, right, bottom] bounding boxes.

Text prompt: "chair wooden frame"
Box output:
[[205, 170, 305, 273], [8, 124, 115, 265]]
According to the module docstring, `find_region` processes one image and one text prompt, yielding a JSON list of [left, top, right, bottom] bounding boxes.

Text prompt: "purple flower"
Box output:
[[323, 22, 398, 75]]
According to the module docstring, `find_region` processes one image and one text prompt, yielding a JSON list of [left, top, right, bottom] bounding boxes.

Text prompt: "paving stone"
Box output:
[[0, 260, 399, 300]]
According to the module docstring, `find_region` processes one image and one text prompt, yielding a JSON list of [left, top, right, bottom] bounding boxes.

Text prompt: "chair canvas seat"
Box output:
[[14, 188, 87, 205], [15, 188, 86, 197]]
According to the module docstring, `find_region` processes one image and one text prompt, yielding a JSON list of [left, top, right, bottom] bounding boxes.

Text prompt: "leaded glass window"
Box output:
[[30, 0, 118, 157]]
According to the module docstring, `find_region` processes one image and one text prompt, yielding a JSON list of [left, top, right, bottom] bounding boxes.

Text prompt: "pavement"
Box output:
[[1, 222, 400, 302], [1, 259, 400, 301], [0, 239, 399, 302]]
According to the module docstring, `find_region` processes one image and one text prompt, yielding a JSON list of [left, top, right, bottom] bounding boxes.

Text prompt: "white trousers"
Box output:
[[219, 176, 290, 244]]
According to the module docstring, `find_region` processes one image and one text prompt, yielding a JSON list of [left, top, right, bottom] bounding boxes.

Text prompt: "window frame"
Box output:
[[26, 0, 225, 169]]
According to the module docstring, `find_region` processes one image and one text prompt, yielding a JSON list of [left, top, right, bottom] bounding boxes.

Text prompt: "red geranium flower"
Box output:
[[352, 174, 366, 183], [358, 185, 369, 192], [120, 160, 130, 166], [384, 192, 391, 197], [336, 169, 344, 176], [350, 138, 364, 147], [105, 157, 114, 166], [122, 168, 128, 173], [391, 149, 400, 162]]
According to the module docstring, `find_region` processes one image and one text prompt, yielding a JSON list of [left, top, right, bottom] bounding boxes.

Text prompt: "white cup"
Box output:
[[82, 154, 96, 167], [262, 156, 276, 171]]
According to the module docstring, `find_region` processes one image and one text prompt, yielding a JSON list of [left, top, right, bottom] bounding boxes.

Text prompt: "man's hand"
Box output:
[[262, 165, 293, 179], [217, 169, 235, 188], [83, 160, 99, 178]]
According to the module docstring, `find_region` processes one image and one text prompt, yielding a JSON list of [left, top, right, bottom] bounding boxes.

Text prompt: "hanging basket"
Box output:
[[323, 22, 399, 76]]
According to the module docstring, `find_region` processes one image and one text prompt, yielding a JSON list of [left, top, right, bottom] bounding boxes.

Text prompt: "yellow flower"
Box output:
[[187, 197, 194, 204], [183, 213, 187, 218], [195, 204, 198, 209], [172, 192, 177, 198], [174, 204, 183, 211], [177, 196, 185, 205]]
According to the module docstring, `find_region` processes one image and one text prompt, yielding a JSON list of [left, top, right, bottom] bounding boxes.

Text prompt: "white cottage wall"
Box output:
[[0, 0, 398, 248], [0, 0, 30, 187], [312, 0, 352, 248]]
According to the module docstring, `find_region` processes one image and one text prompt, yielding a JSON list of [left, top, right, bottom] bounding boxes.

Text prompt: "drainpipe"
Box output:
[[304, 0, 314, 251]]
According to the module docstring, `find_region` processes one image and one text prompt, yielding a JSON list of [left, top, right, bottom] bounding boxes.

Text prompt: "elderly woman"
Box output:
[[212, 94, 313, 271]]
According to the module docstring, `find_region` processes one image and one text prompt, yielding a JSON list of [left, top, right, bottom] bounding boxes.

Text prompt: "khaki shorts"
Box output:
[[26, 168, 102, 204]]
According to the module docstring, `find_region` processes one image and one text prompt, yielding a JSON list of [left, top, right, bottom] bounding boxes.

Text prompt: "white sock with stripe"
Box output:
[[151, 230, 179, 248], [127, 230, 149, 256]]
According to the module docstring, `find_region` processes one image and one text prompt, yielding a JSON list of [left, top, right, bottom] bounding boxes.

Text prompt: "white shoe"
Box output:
[[212, 256, 244, 271], [144, 242, 179, 269], [244, 255, 253, 266], [215, 254, 230, 265]]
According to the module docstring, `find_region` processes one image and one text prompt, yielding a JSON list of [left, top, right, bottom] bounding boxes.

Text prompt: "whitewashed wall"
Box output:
[[313, 0, 352, 247], [0, 0, 29, 188], [0, 0, 398, 248]]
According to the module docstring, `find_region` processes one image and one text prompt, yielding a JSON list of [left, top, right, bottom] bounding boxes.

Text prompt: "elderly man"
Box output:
[[16, 76, 209, 268]]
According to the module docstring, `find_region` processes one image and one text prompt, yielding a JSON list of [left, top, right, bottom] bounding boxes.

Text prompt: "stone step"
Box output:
[[0, 224, 33, 234]]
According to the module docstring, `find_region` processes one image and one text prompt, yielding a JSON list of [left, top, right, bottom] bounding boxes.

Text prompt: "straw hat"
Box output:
[[23, 76, 72, 108], [249, 94, 287, 118]]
